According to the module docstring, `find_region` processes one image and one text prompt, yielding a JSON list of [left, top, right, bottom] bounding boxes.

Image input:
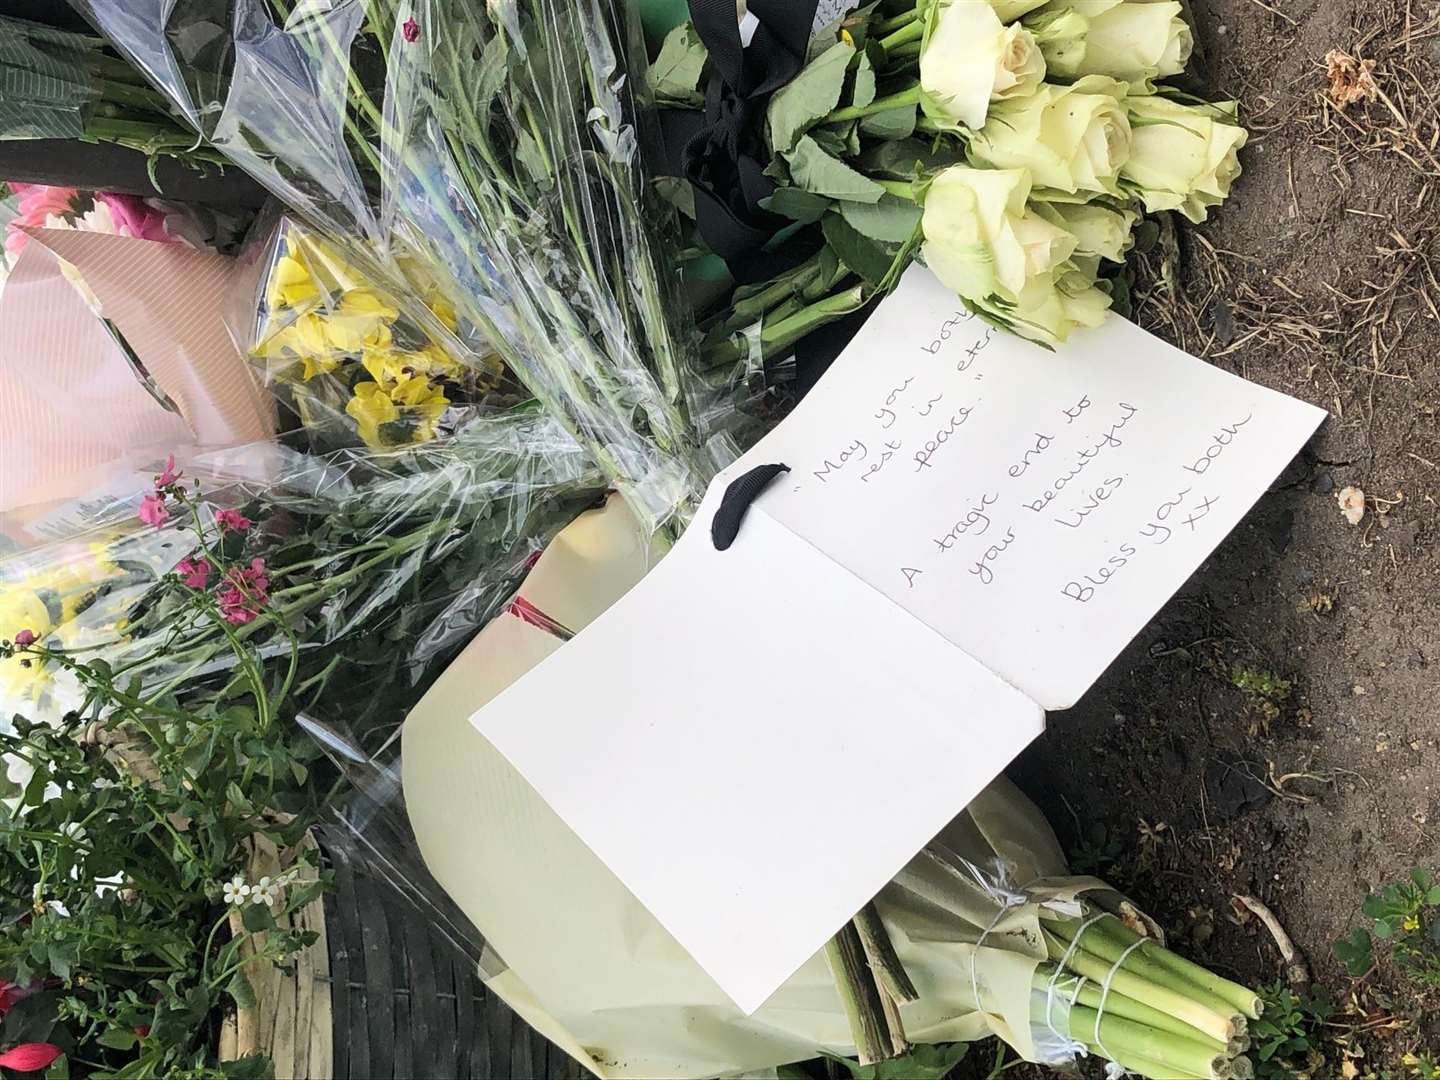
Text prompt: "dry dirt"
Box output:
[[999, 0, 1440, 1076]]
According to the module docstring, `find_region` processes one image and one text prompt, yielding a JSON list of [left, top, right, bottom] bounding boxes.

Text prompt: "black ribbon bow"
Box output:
[[667, 0, 820, 282]]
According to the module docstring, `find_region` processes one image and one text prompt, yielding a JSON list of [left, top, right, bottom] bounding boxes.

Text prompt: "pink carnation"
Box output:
[[4, 183, 79, 255], [138, 492, 170, 528], [12, 630, 36, 648], [217, 558, 270, 625], [402, 17, 420, 41], [214, 509, 253, 534], [176, 556, 211, 590]]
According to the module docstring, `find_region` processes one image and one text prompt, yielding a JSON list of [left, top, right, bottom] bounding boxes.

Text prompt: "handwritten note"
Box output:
[[468, 266, 1325, 1016], [747, 268, 1326, 707]]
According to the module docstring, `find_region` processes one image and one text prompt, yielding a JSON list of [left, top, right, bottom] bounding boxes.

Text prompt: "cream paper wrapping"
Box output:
[[403, 495, 1112, 1078]]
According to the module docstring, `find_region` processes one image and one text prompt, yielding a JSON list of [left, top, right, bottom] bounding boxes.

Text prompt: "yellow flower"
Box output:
[[322, 290, 397, 353], [345, 376, 449, 448], [361, 348, 412, 389], [0, 587, 52, 643], [339, 288, 399, 321], [301, 353, 344, 381], [405, 344, 466, 382], [266, 254, 319, 310], [426, 291, 459, 332], [1403, 914, 1421, 932]]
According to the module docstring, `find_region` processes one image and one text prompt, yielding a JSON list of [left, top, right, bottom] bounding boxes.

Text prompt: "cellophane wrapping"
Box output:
[[72, 0, 722, 533], [0, 412, 604, 783]]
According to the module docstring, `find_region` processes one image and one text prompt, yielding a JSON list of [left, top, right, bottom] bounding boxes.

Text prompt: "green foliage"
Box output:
[[1250, 981, 1334, 1079], [1229, 666, 1292, 702], [767, 39, 856, 154], [1334, 869, 1440, 987], [648, 22, 708, 108]]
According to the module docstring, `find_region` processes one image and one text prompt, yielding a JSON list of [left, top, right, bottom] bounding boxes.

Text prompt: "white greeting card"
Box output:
[[468, 266, 1326, 1015]]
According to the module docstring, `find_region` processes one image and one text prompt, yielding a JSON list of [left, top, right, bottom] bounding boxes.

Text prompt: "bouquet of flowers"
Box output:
[[660, 0, 1245, 351], [243, 215, 510, 451], [74, 0, 721, 531]]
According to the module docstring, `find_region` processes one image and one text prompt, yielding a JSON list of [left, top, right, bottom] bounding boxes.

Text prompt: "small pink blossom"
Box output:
[[214, 509, 253, 533], [217, 558, 270, 624], [0, 1043, 63, 1071], [138, 492, 170, 528], [155, 454, 182, 488], [12, 630, 36, 648], [402, 17, 420, 42], [176, 556, 211, 590]]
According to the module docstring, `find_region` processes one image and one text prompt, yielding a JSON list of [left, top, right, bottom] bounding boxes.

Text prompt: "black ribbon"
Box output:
[[665, 0, 820, 282], [711, 463, 790, 550]]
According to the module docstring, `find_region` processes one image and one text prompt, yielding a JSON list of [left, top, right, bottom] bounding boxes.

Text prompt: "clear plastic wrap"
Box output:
[[74, 0, 716, 533], [238, 211, 512, 451], [0, 411, 604, 762]]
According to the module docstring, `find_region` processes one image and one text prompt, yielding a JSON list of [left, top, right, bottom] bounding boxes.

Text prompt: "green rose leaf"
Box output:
[[850, 50, 876, 111], [821, 211, 895, 286], [767, 40, 854, 155], [785, 136, 884, 203], [759, 186, 831, 224], [839, 194, 921, 243], [859, 104, 918, 141], [649, 23, 708, 107]]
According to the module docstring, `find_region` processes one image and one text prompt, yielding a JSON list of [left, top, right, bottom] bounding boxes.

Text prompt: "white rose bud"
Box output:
[[1120, 95, 1247, 222], [921, 166, 1075, 305], [920, 0, 1047, 132], [1027, 1, 1194, 86], [967, 76, 1133, 195], [1032, 200, 1139, 262]]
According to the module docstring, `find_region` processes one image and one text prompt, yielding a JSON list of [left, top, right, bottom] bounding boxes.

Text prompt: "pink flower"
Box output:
[[214, 509, 253, 534], [217, 558, 270, 625], [155, 454, 182, 488], [0, 1043, 63, 1071], [138, 492, 170, 528], [402, 17, 420, 41], [0, 981, 32, 1016], [95, 192, 173, 244], [176, 556, 211, 590], [11, 630, 36, 648], [5, 183, 80, 255]]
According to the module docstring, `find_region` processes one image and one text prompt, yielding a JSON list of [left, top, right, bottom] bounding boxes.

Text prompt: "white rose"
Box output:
[[994, 259, 1113, 345], [1027, 1, 1194, 85], [967, 76, 1133, 195], [1032, 200, 1139, 261], [920, 166, 1076, 304], [991, 0, 1051, 19], [1120, 95, 1247, 222], [920, 0, 1047, 131]]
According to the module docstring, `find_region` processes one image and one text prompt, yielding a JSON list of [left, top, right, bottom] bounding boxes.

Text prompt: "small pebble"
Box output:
[[1312, 472, 1334, 494]]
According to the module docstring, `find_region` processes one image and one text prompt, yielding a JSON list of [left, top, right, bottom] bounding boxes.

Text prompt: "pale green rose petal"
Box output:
[[1033, 200, 1137, 261], [921, 1, 1047, 131]]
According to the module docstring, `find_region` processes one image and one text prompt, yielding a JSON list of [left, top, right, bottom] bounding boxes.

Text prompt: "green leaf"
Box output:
[[1332, 928, 1374, 976], [853, 136, 963, 181], [821, 211, 895, 286], [44, 1054, 69, 1080], [476, 31, 511, 110], [850, 50, 876, 110], [859, 104, 918, 141], [649, 23, 708, 107], [839, 194, 921, 243], [1426, 886, 1440, 906], [96, 1027, 139, 1052], [785, 136, 884, 203], [767, 40, 855, 154], [227, 970, 257, 1010], [759, 186, 831, 224], [46, 941, 74, 981], [241, 901, 275, 934], [823, 1041, 970, 1080], [1374, 918, 1394, 940]]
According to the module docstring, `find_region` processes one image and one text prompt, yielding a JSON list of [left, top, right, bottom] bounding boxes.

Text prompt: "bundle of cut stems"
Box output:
[[1036, 906, 1261, 1079]]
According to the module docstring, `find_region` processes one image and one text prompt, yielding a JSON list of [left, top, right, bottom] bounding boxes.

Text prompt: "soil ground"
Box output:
[[996, 0, 1440, 1076]]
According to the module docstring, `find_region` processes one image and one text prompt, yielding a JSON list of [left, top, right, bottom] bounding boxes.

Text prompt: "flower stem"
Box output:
[[876, 178, 918, 202], [825, 85, 922, 125], [878, 19, 925, 53], [873, 8, 921, 36]]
